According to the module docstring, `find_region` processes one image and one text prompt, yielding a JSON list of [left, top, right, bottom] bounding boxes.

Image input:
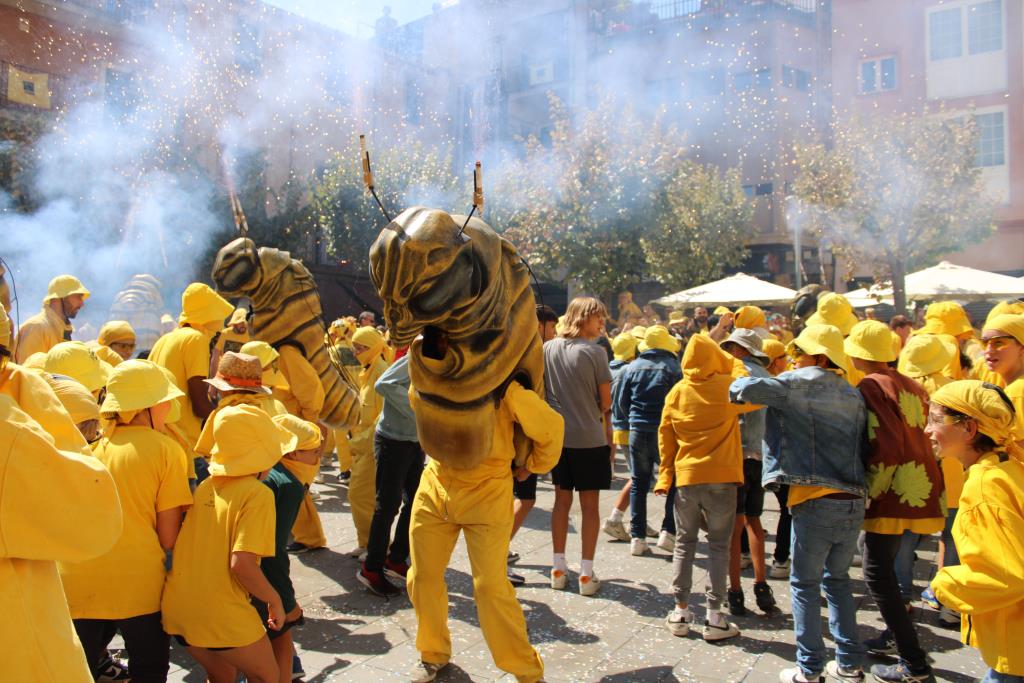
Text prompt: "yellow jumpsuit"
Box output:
[[349, 354, 389, 548], [408, 381, 563, 682]]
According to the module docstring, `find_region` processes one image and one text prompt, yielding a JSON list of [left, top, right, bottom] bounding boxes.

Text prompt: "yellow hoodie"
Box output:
[[932, 453, 1024, 675], [655, 335, 759, 492]]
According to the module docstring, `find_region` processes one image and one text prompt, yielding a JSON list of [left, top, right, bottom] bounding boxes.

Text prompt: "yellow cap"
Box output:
[[982, 313, 1024, 346], [208, 404, 298, 477], [844, 320, 898, 363], [806, 292, 858, 336], [272, 413, 323, 451], [179, 283, 234, 327], [898, 333, 957, 378], [641, 325, 681, 354], [239, 340, 288, 389], [45, 342, 112, 393], [99, 359, 185, 417], [931, 380, 1023, 460], [50, 376, 100, 424], [791, 324, 848, 370], [0, 304, 10, 349], [713, 306, 732, 316], [761, 338, 787, 363], [97, 320, 136, 346], [611, 333, 638, 361], [984, 301, 1024, 329], [916, 301, 973, 338], [734, 305, 766, 330], [43, 274, 90, 303]]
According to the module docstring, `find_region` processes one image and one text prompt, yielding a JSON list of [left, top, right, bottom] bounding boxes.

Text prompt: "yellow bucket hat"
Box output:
[[982, 313, 1024, 346], [984, 301, 1024, 329], [668, 310, 685, 324], [179, 283, 234, 327], [43, 274, 90, 303], [0, 304, 10, 349], [806, 292, 859, 336], [791, 324, 848, 370], [734, 305, 766, 330], [239, 340, 289, 389], [45, 342, 113, 393], [99, 359, 185, 417], [641, 325, 681, 354], [97, 320, 136, 346], [272, 413, 323, 452], [844, 320, 898, 363], [915, 301, 973, 338], [629, 325, 647, 340], [931, 380, 1023, 460], [228, 307, 249, 327], [611, 333, 638, 361], [898, 333, 957, 378], [208, 404, 298, 477], [761, 338, 787, 363], [50, 376, 100, 424]]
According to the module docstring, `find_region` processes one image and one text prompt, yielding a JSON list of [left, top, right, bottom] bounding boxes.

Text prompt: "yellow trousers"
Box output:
[[348, 447, 376, 548], [334, 428, 352, 473], [407, 466, 544, 683], [291, 492, 326, 548]]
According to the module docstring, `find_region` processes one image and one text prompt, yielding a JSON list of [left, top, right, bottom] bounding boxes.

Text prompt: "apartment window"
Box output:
[[967, 0, 1002, 54], [860, 57, 897, 93], [755, 182, 773, 196], [734, 68, 771, 92], [929, 7, 963, 60], [975, 111, 1004, 167], [782, 65, 811, 91]]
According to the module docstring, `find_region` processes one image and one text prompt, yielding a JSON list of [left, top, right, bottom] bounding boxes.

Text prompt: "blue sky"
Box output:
[[265, 0, 441, 37]]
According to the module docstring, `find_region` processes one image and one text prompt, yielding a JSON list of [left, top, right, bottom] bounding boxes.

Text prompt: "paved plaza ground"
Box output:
[[166, 462, 986, 683]]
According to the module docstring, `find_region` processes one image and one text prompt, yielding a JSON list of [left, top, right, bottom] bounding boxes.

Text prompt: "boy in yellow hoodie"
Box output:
[[654, 334, 758, 642], [929, 381, 1024, 682]]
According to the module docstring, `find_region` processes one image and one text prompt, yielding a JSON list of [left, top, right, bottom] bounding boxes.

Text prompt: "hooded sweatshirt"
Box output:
[[655, 335, 759, 492]]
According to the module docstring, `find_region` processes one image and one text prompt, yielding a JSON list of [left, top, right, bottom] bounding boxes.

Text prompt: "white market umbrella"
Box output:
[[653, 273, 798, 308], [905, 261, 1024, 302], [844, 285, 894, 308]]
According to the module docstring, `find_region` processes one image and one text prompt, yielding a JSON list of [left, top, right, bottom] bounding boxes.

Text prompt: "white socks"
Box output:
[[608, 508, 624, 523], [707, 610, 726, 627], [580, 559, 594, 578], [552, 553, 568, 573]]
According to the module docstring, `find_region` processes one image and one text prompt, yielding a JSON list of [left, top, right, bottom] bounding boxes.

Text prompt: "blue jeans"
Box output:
[[982, 670, 1024, 682], [629, 429, 675, 538], [895, 530, 924, 600], [790, 497, 866, 676]]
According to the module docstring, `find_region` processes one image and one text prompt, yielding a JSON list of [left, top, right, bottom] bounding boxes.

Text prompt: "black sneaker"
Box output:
[[754, 581, 781, 614], [96, 654, 130, 682], [286, 541, 311, 554], [727, 588, 747, 616], [864, 630, 898, 656], [507, 550, 521, 564], [508, 569, 526, 587], [338, 470, 351, 483], [357, 567, 401, 597], [869, 661, 935, 683]]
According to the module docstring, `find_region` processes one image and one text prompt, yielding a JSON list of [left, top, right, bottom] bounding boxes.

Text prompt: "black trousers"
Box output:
[[74, 612, 170, 683], [739, 486, 791, 562], [864, 531, 928, 670], [365, 432, 424, 572]]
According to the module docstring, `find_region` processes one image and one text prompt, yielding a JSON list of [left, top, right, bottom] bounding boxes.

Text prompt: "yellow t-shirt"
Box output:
[[60, 426, 192, 619], [0, 362, 90, 455], [787, 485, 844, 509], [1004, 377, 1024, 448], [161, 475, 276, 648], [149, 327, 213, 446]]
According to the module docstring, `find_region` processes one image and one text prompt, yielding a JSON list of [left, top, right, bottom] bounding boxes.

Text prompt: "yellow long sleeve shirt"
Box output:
[[14, 305, 70, 364], [348, 356, 389, 456]]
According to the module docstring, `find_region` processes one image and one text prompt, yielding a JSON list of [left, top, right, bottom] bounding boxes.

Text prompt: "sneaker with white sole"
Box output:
[[769, 558, 791, 579], [825, 660, 864, 681], [579, 573, 601, 596], [410, 660, 446, 683], [779, 667, 823, 682], [868, 661, 935, 683], [550, 568, 567, 590], [645, 523, 658, 538], [95, 655, 130, 682], [703, 613, 740, 642], [630, 537, 649, 556], [602, 517, 630, 541], [863, 630, 897, 656], [665, 607, 691, 637], [657, 530, 676, 552]]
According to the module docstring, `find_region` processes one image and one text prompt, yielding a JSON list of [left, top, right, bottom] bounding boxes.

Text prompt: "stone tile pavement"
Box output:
[[165, 463, 986, 682]]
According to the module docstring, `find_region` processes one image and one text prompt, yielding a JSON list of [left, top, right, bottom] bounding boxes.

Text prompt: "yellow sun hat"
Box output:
[[178, 283, 234, 327], [43, 274, 90, 303], [761, 338, 787, 363], [97, 320, 136, 346], [713, 306, 732, 316], [915, 301, 973, 338], [844, 320, 898, 363], [791, 324, 848, 370], [50, 376, 100, 424], [806, 292, 859, 336], [45, 342, 113, 393], [629, 325, 647, 341], [228, 307, 248, 327], [611, 333, 638, 361], [99, 359, 185, 418], [641, 325, 681, 354], [930, 380, 1023, 460], [208, 404, 298, 477], [668, 310, 686, 324], [898, 333, 957, 378], [734, 305, 767, 330], [239, 340, 288, 389], [272, 413, 323, 452], [982, 313, 1024, 346]]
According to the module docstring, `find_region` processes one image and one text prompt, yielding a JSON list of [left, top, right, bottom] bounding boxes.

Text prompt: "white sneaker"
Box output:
[[630, 538, 650, 556], [350, 546, 367, 558], [410, 660, 445, 683], [602, 517, 630, 541], [656, 530, 676, 552], [645, 523, 658, 538], [739, 552, 752, 569], [665, 607, 691, 637], [824, 660, 864, 680], [314, 472, 325, 484], [309, 488, 321, 501], [703, 613, 740, 642], [769, 559, 791, 579], [579, 572, 601, 596], [550, 568, 567, 590], [779, 667, 822, 682]]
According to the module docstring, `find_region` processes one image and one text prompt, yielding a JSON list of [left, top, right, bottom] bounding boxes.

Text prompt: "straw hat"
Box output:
[[204, 352, 271, 395], [208, 404, 298, 477], [99, 359, 184, 417], [844, 320, 898, 363], [239, 341, 288, 389], [44, 342, 112, 393]]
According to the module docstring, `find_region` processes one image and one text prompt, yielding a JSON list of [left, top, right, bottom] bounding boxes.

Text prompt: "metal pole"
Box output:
[[794, 224, 802, 290]]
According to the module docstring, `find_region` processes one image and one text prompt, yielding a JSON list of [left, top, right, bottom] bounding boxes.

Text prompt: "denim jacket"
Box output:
[[613, 349, 683, 433], [610, 359, 630, 432], [729, 366, 867, 496], [738, 357, 769, 457]]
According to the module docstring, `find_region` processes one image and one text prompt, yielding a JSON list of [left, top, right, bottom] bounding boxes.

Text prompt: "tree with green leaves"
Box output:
[[793, 112, 996, 314]]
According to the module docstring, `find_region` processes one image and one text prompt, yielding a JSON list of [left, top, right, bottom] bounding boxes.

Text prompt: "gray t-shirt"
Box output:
[[543, 336, 613, 449]]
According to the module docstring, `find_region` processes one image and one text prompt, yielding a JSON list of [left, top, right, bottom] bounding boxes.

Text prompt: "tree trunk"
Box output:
[[890, 258, 907, 316]]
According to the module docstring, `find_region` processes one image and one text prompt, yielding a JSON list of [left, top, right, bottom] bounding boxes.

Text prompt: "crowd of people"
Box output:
[[1, 272, 1023, 683]]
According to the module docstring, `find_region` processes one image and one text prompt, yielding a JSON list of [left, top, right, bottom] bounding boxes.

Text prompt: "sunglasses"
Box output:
[[982, 336, 1016, 352], [925, 412, 968, 427]]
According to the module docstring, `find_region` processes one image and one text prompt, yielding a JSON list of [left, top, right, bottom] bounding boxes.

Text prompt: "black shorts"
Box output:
[[172, 635, 231, 651], [513, 472, 538, 500], [551, 445, 612, 491], [736, 458, 765, 517], [253, 600, 304, 641]]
